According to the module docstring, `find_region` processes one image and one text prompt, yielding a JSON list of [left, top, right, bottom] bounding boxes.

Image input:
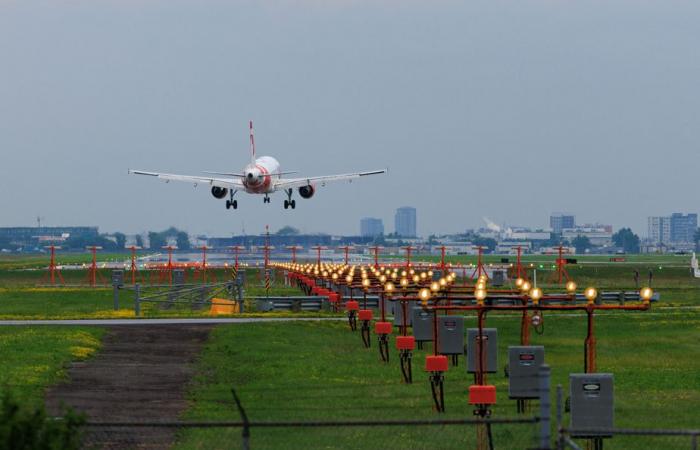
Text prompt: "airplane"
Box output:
[[129, 121, 387, 210]]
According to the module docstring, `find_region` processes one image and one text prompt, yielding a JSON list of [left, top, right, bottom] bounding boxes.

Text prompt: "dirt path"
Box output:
[[46, 325, 213, 449]]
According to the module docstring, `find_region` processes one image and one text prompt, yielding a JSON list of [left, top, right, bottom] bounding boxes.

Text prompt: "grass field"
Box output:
[[0, 326, 104, 405], [177, 312, 700, 449]]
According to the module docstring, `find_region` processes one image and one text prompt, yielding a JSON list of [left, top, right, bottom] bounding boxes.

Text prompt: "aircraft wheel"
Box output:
[[284, 200, 289, 209], [226, 200, 231, 209], [291, 200, 296, 209], [233, 200, 238, 209]]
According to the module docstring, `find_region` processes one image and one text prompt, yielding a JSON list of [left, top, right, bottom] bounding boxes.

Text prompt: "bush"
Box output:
[[0, 392, 84, 450]]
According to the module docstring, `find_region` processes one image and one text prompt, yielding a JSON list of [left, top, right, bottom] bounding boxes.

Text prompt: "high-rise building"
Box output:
[[395, 207, 417, 237], [648, 216, 671, 245], [550, 213, 575, 234], [670, 213, 698, 243], [360, 217, 384, 237]]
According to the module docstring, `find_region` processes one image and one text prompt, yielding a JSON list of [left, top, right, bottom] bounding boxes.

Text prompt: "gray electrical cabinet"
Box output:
[[111, 270, 124, 287], [467, 328, 498, 373], [173, 269, 185, 286], [235, 270, 246, 286], [411, 307, 434, 342], [437, 316, 464, 355], [569, 374, 614, 437], [508, 346, 545, 399], [491, 270, 505, 287], [432, 270, 443, 281], [393, 300, 415, 327]]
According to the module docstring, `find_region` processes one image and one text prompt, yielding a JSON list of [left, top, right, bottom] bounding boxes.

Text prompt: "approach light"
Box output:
[[584, 287, 598, 303], [640, 287, 653, 302], [418, 288, 431, 305], [566, 281, 577, 293]]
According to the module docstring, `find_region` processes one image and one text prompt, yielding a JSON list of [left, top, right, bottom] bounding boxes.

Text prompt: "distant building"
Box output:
[[395, 207, 417, 237], [550, 213, 575, 234], [670, 213, 698, 243], [0, 226, 99, 247], [360, 218, 384, 237], [648, 216, 671, 245], [562, 225, 613, 247]]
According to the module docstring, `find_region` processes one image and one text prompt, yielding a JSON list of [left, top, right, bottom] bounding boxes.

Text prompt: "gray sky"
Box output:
[[1, 0, 698, 238]]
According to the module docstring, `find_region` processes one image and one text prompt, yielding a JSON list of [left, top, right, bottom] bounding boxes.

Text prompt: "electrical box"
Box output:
[[235, 270, 246, 286], [508, 346, 545, 399], [432, 270, 443, 281], [173, 269, 185, 286], [467, 328, 498, 373], [569, 373, 614, 437], [411, 307, 434, 342], [437, 316, 464, 355], [491, 271, 505, 287], [111, 270, 124, 287], [393, 300, 415, 326]]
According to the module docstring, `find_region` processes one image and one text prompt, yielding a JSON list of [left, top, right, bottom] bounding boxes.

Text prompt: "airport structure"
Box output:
[[394, 207, 417, 237], [0, 226, 99, 248]]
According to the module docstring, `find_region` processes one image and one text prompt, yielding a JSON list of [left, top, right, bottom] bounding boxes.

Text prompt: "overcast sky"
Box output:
[[1, 0, 698, 238]]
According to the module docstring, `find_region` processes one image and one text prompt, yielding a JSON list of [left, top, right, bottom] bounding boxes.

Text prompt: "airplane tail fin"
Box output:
[[249, 120, 256, 164]]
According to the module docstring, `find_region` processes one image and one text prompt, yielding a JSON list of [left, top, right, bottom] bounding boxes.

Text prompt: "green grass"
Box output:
[[178, 310, 700, 449], [0, 327, 104, 405]]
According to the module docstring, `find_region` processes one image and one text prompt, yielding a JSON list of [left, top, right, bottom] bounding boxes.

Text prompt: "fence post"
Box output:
[[539, 364, 551, 449], [556, 384, 564, 450], [231, 388, 250, 450], [692, 433, 698, 450], [135, 284, 141, 317], [113, 285, 119, 311]]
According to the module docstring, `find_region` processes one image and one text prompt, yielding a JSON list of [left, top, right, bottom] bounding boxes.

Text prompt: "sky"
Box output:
[[1, 0, 698, 238]]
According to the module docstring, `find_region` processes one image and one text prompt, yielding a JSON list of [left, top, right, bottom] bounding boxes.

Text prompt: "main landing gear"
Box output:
[[225, 190, 238, 210], [284, 189, 296, 210], [263, 195, 271, 204]]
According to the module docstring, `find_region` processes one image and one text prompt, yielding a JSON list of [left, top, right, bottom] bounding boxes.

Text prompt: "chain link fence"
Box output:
[[559, 428, 700, 450], [79, 417, 541, 450]]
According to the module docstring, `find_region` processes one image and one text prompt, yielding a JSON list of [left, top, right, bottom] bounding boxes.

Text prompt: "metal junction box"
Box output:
[[508, 346, 545, 399], [173, 269, 185, 286], [111, 270, 124, 287], [411, 307, 434, 342], [393, 300, 415, 326], [467, 328, 498, 373], [437, 316, 465, 355], [569, 373, 614, 437]]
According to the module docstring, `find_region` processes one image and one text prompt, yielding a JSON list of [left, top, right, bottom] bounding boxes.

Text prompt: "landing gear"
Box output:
[[284, 189, 296, 209], [225, 190, 238, 210], [263, 195, 270, 204]]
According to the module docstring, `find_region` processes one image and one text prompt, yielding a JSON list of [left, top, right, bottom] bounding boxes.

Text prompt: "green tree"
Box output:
[[113, 232, 126, 249], [176, 231, 191, 251], [276, 226, 300, 236], [612, 228, 640, 253], [0, 392, 84, 449], [135, 234, 144, 248], [572, 235, 591, 254], [148, 232, 166, 250]]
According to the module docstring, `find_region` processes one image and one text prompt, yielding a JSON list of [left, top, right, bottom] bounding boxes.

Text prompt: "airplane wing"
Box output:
[[129, 170, 244, 189], [274, 169, 387, 190]]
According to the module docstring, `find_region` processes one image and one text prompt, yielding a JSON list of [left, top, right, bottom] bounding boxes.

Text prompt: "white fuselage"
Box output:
[[241, 156, 280, 194]]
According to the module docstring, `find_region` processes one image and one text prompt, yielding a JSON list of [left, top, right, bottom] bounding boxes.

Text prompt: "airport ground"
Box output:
[[0, 254, 698, 448]]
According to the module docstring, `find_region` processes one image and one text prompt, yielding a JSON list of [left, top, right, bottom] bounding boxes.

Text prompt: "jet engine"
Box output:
[[211, 186, 228, 199], [298, 184, 315, 199]]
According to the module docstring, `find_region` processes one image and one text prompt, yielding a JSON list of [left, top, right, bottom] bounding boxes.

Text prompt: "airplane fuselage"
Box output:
[[242, 156, 280, 194]]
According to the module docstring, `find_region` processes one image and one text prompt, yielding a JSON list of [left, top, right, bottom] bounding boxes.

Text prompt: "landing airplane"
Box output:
[[129, 122, 387, 210]]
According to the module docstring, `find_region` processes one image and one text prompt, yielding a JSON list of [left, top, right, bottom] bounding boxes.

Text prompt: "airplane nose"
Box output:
[[247, 173, 254, 180]]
